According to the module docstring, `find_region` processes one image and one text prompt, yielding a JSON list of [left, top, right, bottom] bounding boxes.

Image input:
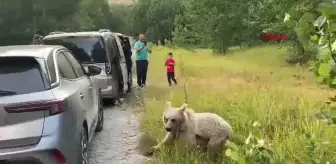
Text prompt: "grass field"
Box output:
[[138, 45, 336, 164]]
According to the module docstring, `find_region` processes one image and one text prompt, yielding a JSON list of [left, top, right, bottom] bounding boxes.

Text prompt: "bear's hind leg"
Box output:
[[195, 134, 209, 153], [207, 136, 225, 161]]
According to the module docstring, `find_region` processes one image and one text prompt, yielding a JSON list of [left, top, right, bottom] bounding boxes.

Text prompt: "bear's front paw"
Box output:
[[144, 146, 158, 156]]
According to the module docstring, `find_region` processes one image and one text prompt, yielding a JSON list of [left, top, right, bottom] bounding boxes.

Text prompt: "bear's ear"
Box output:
[[165, 101, 172, 111], [179, 103, 188, 113]]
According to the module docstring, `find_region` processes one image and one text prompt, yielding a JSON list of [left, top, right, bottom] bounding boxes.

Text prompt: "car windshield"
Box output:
[[44, 36, 107, 64], [0, 57, 46, 96]]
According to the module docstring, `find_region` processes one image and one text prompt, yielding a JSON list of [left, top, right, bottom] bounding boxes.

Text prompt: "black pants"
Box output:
[[136, 60, 148, 87], [126, 60, 132, 78], [167, 72, 177, 85], [126, 60, 132, 91]]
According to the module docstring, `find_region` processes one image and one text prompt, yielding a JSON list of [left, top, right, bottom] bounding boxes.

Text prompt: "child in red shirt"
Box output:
[[165, 52, 177, 86]]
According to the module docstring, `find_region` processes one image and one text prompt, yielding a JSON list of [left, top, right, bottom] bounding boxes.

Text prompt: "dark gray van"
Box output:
[[43, 30, 130, 100]]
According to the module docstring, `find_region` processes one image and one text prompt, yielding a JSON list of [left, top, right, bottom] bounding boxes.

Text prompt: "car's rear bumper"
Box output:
[[0, 113, 80, 164], [0, 137, 62, 164], [101, 86, 115, 98]]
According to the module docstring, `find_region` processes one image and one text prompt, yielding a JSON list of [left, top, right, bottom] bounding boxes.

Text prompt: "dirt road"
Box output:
[[88, 93, 148, 164]]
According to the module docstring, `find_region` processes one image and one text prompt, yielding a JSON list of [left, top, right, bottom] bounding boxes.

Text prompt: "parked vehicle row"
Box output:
[[0, 29, 132, 164]]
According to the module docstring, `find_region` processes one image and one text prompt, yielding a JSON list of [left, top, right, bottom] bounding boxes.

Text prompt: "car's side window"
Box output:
[[56, 52, 77, 79], [62, 51, 85, 78], [106, 37, 117, 60], [102, 37, 110, 63], [46, 53, 57, 83], [111, 38, 121, 57], [114, 37, 125, 62]]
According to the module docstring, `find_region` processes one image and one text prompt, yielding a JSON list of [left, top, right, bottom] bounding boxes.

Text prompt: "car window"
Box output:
[[44, 36, 107, 64], [111, 37, 121, 57], [106, 37, 117, 60], [0, 57, 46, 95], [56, 53, 77, 79], [46, 53, 57, 83], [62, 51, 85, 78], [114, 36, 125, 62]]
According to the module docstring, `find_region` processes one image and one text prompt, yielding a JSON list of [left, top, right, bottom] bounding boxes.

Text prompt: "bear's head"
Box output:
[[162, 101, 187, 132]]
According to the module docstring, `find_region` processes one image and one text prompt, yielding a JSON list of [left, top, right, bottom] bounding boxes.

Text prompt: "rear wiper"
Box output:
[[0, 90, 17, 96]]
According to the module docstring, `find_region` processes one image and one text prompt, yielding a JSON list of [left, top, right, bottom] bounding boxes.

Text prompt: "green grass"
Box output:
[[138, 45, 336, 164]]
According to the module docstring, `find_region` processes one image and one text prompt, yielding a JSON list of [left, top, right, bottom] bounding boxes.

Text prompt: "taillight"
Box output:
[[4, 100, 65, 115], [52, 149, 66, 164]]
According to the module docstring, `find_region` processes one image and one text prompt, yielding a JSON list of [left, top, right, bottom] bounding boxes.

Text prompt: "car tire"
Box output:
[[95, 107, 104, 132], [78, 126, 88, 164]]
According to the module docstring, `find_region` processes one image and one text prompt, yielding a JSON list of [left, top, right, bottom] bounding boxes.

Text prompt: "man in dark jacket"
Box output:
[[122, 36, 133, 92]]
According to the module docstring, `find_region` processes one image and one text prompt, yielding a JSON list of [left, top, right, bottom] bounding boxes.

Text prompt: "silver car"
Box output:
[[43, 30, 131, 101], [0, 45, 104, 164]]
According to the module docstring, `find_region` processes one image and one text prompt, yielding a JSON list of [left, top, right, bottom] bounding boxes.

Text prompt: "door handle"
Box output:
[[80, 93, 84, 100]]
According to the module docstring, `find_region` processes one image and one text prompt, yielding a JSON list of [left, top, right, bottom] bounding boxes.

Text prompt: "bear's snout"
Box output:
[[165, 128, 172, 132]]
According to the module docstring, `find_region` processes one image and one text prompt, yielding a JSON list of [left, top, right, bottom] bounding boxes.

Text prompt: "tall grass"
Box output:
[[138, 45, 336, 163]]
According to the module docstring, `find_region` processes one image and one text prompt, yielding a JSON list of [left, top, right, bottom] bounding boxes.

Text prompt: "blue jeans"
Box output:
[[136, 60, 148, 87]]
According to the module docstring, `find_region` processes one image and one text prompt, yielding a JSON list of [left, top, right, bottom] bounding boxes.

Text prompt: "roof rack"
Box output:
[[49, 31, 64, 35], [98, 29, 111, 32], [114, 32, 123, 36]]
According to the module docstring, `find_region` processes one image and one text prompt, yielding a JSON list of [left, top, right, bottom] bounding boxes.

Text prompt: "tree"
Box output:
[[0, 0, 124, 45]]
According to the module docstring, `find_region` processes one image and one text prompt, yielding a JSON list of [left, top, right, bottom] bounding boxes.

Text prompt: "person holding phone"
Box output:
[[134, 33, 151, 89]]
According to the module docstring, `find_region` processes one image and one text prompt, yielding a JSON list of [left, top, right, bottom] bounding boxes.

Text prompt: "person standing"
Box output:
[[165, 52, 177, 86], [31, 34, 43, 45], [122, 37, 133, 92], [134, 33, 150, 89]]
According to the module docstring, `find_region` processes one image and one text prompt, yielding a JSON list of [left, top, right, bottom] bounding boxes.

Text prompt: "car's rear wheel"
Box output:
[[95, 108, 104, 132], [95, 91, 104, 132], [78, 127, 88, 164]]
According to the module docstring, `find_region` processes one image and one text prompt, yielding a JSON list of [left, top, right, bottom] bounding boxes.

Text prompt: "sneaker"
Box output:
[[114, 101, 121, 106], [115, 99, 123, 106], [141, 84, 146, 90]]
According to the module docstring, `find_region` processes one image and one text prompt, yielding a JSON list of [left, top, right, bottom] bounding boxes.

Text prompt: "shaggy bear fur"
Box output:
[[150, 102, 233, 160]]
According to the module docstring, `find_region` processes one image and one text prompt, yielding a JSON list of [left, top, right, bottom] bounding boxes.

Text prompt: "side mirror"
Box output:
[[87, 65, 101, 76]]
